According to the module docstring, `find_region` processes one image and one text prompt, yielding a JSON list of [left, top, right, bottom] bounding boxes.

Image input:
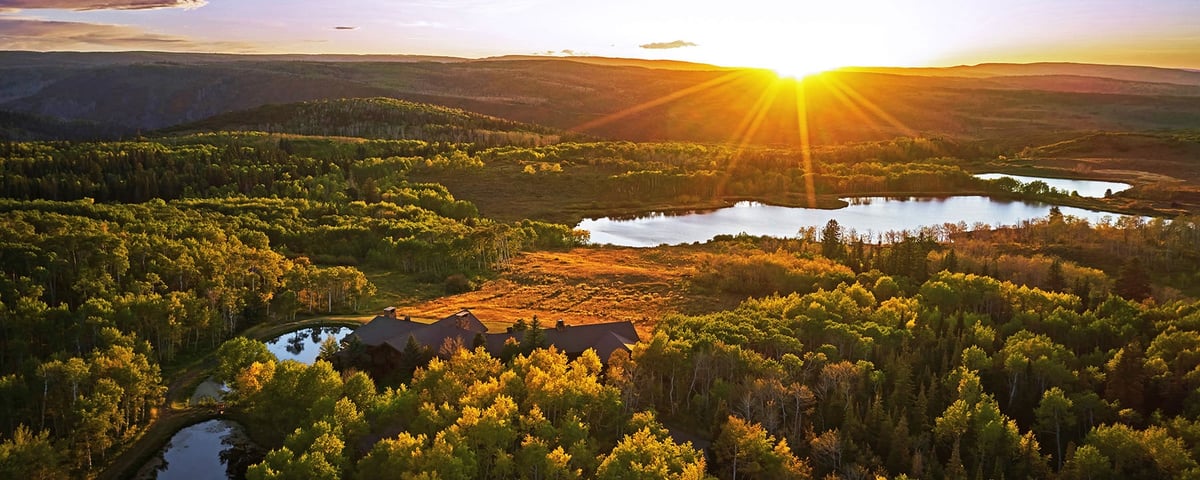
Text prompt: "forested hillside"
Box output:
[[0, 131, 585, 477], [165, 98, 568, 147], [6, 54, 1200, 147]]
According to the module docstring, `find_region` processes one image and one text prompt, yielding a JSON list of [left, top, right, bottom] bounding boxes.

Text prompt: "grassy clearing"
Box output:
[[400, 245, 744, 337], [361, 269, 447, 313]]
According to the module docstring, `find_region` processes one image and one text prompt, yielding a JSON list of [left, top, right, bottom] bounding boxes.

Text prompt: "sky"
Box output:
[[1, 0, 1198, 74]]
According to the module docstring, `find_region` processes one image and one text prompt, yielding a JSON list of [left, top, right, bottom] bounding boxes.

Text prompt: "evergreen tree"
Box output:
[[940, 249, 958, 272], [1104, 343, 1146, 412], [1115, 257, 1151, 301], [820, 219, 845, 260], [521, 316, 546, 354], [398, 336, 432, 382], [1046, 259, 1066, 292]]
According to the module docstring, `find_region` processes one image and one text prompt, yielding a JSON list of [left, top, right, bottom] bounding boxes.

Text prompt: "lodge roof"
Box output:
[[352, 308, 639, 361]]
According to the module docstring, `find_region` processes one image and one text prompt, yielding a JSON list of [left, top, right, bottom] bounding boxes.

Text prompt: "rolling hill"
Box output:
[[162, 97, 568, 146], [3, 52, 1200, 148], [840, 62, 1200, 86]]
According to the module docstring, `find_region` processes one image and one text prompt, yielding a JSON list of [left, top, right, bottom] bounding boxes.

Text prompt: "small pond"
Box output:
[[134, 420, 264, 480], [578, 196, 1129, 247], [265, 325, 353, 364], [975, 173, 1130, 197], [161, 325, 356, 479]]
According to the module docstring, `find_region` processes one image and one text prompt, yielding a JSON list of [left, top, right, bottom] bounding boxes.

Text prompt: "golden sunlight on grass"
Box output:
[[406, 247, 723, 337]]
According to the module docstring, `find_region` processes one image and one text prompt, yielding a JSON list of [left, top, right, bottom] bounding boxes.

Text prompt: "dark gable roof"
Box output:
[[542, 322, 639, 356], [590, 331, 638, 361], [382, 326, 483, 353], [485, 332, 519, 354], [412, 323, 482, 350], [361, 308, 639, 361], [431, 309, 488, 333], [484, 321, 639, 359], [354, 309, 485, 347], [353, 314, 423, 347]]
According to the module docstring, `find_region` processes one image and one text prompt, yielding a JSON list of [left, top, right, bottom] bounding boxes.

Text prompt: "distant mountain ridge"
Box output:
[[3, 52, 1200, 145], [479, 55, 733, 71], [839, 62, 1200, 86], [0, 50, 468, 67]]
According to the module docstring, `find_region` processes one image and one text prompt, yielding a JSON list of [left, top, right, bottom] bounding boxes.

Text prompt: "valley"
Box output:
[[1, 52, 1199, 480]]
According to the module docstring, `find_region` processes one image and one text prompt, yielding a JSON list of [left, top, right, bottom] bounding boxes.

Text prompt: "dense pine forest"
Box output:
[[1, 91, 1200, 480]]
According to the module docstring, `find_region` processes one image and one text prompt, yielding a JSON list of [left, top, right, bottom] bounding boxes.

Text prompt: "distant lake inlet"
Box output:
[[579, 196, 1130, 247], [975, 173, 1131, 198]]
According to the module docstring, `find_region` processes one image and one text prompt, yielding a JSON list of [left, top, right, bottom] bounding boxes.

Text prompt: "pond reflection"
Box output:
[[265, 326, 352, 364], [135, 420, 264, 480]]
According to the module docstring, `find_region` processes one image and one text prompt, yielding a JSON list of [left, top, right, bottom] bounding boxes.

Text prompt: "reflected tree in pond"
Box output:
[[220, 426, 267, 480]]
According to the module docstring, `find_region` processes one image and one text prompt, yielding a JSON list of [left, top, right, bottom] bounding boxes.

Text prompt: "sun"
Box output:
[[766, 58, 843, 79]]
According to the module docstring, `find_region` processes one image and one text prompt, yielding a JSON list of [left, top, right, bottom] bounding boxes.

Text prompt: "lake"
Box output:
[[265, 325, 353, 364], [578, 196, 1128, 247], [134, 420, 263, 480], [975, 173, 1130, 197]]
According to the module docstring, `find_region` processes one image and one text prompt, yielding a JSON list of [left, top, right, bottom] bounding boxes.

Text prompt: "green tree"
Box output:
[[940, 249, 959, 272], [216, 337, 275, 385], [1104, 343, 1146, 412], [1046, 259, 1066, 292], [521, 316, 546, 354], [820, 220, 845, 260], [1065, 424, 1199, 480], [713, 416, 811, 480], [1034, 387, 1074, 470], [595, 427, 708, 480], [0, 425, 68, 480], [1115, 257, 1151, 301]]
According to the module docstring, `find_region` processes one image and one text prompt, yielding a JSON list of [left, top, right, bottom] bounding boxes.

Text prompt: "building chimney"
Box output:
[[556, 319, 565, 331], [383, 306, 397, 319]]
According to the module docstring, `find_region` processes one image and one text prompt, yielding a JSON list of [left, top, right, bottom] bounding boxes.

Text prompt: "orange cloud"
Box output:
[[0, 17, 250, 51], [639, 40, 697, 50], [0, 0, 205, 10]]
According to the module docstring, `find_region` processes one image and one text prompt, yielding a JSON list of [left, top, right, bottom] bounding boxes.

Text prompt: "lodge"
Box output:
[[351, 307, 640, 363]]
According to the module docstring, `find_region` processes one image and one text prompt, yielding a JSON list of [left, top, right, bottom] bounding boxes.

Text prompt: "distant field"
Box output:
[[401, 246, 734, 336]]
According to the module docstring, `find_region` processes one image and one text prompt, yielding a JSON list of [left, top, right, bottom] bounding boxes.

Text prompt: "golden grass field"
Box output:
[[399, 246, 734, 337]]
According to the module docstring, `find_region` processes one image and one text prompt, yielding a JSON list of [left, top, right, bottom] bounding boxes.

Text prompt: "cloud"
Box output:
[[639, 40, 698, 50], [334, 26, 358, 30], [0, 17, 251, 51], [531, 49, 588, 57], [0, 0, 206, 10]]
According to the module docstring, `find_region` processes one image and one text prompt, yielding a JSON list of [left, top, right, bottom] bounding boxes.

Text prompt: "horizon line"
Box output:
[[2, 49, 1198, 73]]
